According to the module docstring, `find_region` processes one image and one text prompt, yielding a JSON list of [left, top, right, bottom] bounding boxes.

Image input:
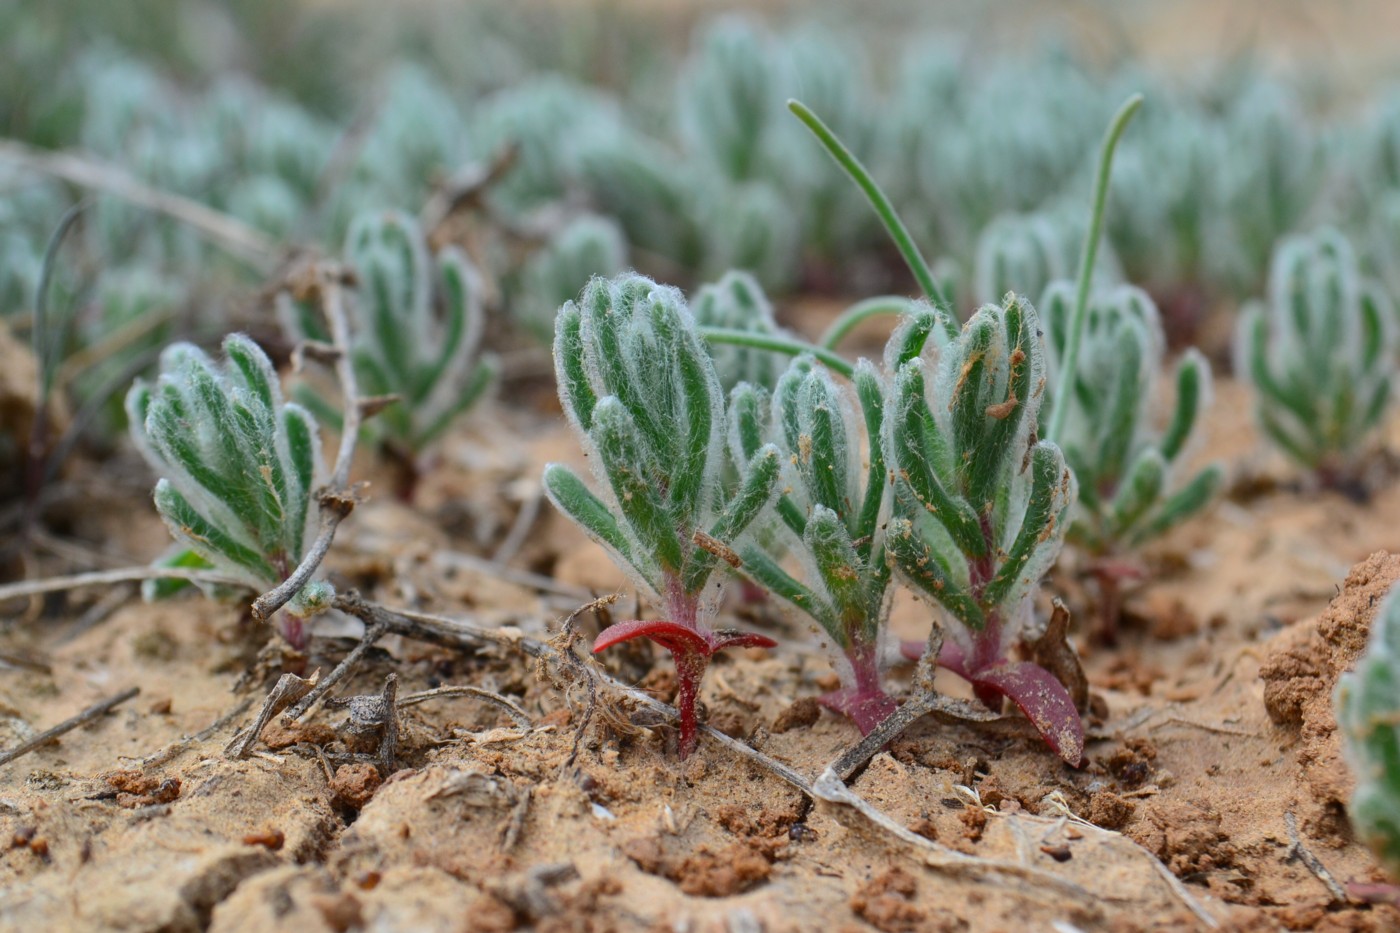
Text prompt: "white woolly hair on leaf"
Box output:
[[541, 460, 659, 601], [142, 344, 263, 557], [973, 211, 1067, 307], [412, 245, 489, 435], [997, 445, 1077, 615]]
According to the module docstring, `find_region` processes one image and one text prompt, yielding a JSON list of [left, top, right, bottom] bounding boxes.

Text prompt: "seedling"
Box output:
[[884, 294, 1081, 763], [782, 94, 1141, 765], [1237, 228, 1395, 487], [514, 213, 628, 341], [732, 353, 897, 733], [283, 210, 495, 484], [126, 334, 329, 644], [544, 274, 782, 757], [973, 212, 1072, 307], [1039, 282, 1222, 635], [693, 270, 788, 393], [1336, 581, 1400, 882]]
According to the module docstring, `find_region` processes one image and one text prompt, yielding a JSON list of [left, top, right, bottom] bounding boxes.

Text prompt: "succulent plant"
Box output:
[[283, 210, 496, 471], [1336, 581, 1400, 881], [513, 213, 628, 341], [1237, 228, 1395, 485], [1041, 282, 1222, 554], [732, 352, 898, 733], [883, 294, 1083, 764], [1040, 281, 1222, 635], [126, 334, 329, 642], [692, 270, 789, 393], [544, 273, 782, 757], [973, 212, 1074, 307]]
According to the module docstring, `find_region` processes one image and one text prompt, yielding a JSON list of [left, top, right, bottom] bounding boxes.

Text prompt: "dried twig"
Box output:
[[0, 138, 277, 269], [377, 673, 400, 774], [400, 685, 533, 730], [0, 686, 140, 767], [139, 696, 256, 768], [0, 566, 249, 605], [1285, 811, 1348, 904], [226, 672, 320, 759], [811, 767, 1099, 904], [278, 620, 389, 725], [251, 262, 362, 623]]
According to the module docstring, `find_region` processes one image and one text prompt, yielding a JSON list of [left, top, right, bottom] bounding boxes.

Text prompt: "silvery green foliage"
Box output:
[[1367, 191, 1400, 303], [883, 295, 1076, 640], [973, 213, 1073, 307], [1237, 228, 1395, 478], [1106, 100, 1226, 290], [513, 214, 628, 339], [330, 65, 468, 234], [579, 133, 796, 291], [340, 210, 495, 454], [543, 274, 781, 621], [776, 29, 880, 258], [1040, 282, 1222, 552], [730, 354, 896, 729], [696, 179, 799, 289], [1362, 87, 1400, 193], [125, 334, 326, 605], [0, 169, 65, 316], [472, 76, 623, 216], [677, 16, 785, 184], [1215, 81, 1323, 292], [75, 269, 186, 426], [692, 271, 787, 393], [1336, 581, 1400, 881], [896, 48, 1112, 255], [579, 131, 707, 275]]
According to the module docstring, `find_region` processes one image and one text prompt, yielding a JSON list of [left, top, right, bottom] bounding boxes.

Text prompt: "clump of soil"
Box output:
[[1261, 551, 1400, 830]]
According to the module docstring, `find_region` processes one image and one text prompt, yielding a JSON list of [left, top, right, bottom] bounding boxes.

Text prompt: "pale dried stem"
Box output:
[[251, 263, 362, 623], [0, 686, 140, 768], [0, 566, 249, 605], [0, 138, 278, 270]]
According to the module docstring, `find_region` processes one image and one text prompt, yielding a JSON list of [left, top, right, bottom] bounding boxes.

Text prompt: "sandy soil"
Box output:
[[4, 327, 1400, 932]]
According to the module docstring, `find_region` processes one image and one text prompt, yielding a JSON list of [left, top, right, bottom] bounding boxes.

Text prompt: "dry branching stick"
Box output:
[[251, 261, 364, 624], [0, 686, 140, 768], [0, 138, 278, 270]]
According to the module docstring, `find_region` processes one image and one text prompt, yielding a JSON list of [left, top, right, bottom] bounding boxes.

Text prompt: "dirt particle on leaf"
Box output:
[[850, 867, 927, 933], [330, 763, 382, 810], [772, 696, 821, 733]]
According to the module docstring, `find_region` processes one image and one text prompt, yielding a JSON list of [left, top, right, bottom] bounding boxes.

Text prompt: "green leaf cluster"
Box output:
[[126, 334, 324, 591], [283, 210, 497, 456], [1237, 228, 1395, 478], [731, 352, 891, 658], [883, 295, 1077, 636], [1040, 282, 1221, 553], [543, 274, 781, 620]]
